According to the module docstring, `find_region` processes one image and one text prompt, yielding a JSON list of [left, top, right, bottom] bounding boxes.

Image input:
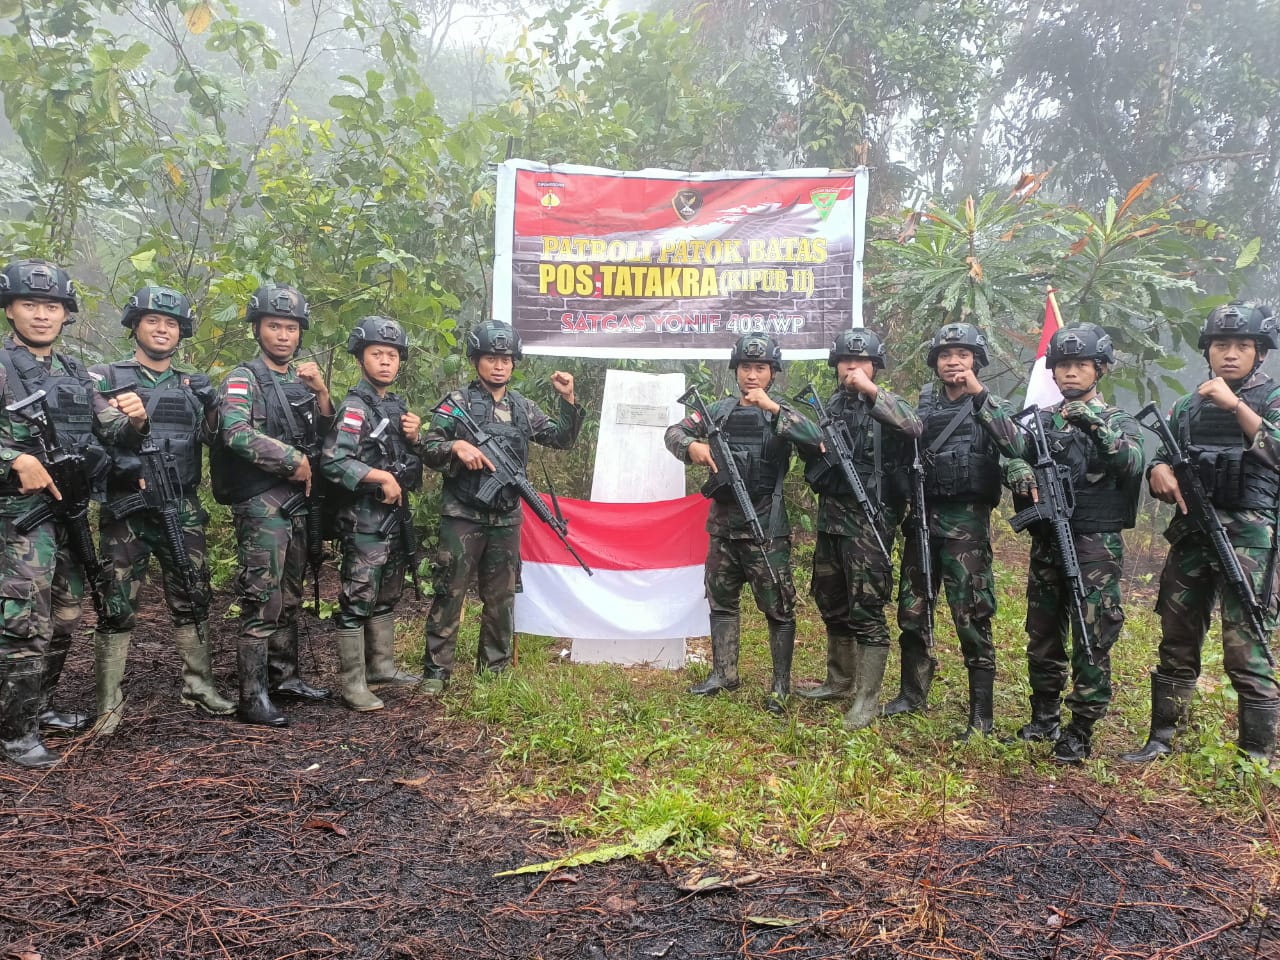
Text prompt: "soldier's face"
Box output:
[[1207, 336, 1257, 381], [836, 357, 876, 384], [735, 361, 773, 392], [1052, 359, 1098, 396], [257, 316, 301, 363], [6, 297, 68, 350], [935, 346, 974, 381], [134, 313, 181, 357], [361, 345, 401, 386], [475, 353, 513, 387]]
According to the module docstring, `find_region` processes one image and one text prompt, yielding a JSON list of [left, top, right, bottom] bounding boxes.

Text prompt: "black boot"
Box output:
[[882, 638, 936, 717], [797, 631, 854, 701], [1238, 698, 1278, 765], [1053, 714, 1095, 764], [38, 634, 91, 732], [1120, 672, 1195, 763], [960, 667, 995, 740], [237, 639, 288, 728], [763, 622, 795, 716], [1, 657, 60, 769], [268, 625, 330, 701], [690, 614, 741, 696], [1017, 692, 1061, 742]]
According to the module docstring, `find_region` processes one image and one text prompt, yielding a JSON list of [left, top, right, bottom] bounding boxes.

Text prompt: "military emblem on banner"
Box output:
[[537, 179, 565, 208], [672, 188, 703, 222], [810, 189, 838, 221]]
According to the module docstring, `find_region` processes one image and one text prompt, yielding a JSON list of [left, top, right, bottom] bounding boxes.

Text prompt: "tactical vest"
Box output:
[[447, 386, 531, 513], [210, 358, 316, 505], [804, 391, 906, 508], [1181, 382, 1280, 511], [918, 385, 1001, 506], [347, 384, 424, 494], [0, 344, 110, 496], [700, 399, 789, 505], [100, 362, 204, 495], [1039, 411, 1140, 533]]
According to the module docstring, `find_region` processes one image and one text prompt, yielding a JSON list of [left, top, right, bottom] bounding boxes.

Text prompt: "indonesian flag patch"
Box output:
[[225, 379, 251, 403], [340, 408, 365, 434]]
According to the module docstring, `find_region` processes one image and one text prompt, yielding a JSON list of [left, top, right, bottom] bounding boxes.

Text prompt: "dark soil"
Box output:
[[0, 583, 1276, 960]]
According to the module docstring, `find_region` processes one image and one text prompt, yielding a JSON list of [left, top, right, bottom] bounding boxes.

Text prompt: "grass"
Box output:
[[392, 527, 1280, 860]]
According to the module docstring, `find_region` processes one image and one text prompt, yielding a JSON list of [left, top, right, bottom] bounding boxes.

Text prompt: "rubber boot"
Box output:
[[882, 639, 936, 716], [1052, 714, 1095, 764], [236, 639, 288, 728], [38, 633, 91, 732], [0, 657, 60, 769], [1237, 698, 1278, 765], [419, 666, 450, 695], [797, 632, 855, 701], [762, 622, 795, 716], [1017, 693, 1061, 742], [365, 614, 420, 685], [1120, 672, 1195, 763], [689, 614, 741, 696], [842, 644, 889, 732], [175, 623, 235, 716], [337, 627, 384, 712], [959, 667, 995, 741], [90, 630, 130, 736], [268, 624, 330, 701]]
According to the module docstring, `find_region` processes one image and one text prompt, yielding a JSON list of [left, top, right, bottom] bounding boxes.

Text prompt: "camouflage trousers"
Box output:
[[98, 496, 212, 631], [1155, 533, 1279, 703], [232, 492, 307, 644], [423, 516, 519, 676], [335, 529, 406, 631], [898, 533, 997, 670], [0, 513, 84, 661], [812, 528, 895, 647], [1025, 532, 1124, 720], [705, 535, 795, 626]]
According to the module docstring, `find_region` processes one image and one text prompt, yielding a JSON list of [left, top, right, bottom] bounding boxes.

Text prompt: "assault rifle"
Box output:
[[1009, 406, 1093, 664], [6, 389, 109, 618], [369, 416, 423, 601], [909, 438, 936, 651], [290, 395, 326, 613], [1137, 402, 1275, 667], [678, 384, 783, 592], [793, 382, 891, 565], [435, 399, 592, 575]]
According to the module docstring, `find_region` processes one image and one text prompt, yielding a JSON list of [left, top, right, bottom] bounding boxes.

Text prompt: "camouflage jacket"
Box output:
[[421, 380, 584, 527], [218, 357, 334, 478], [664, 394, 820, 540]]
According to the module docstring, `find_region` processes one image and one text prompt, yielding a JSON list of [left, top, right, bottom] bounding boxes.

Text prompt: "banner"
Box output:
[[494, 160, 868, 359], [514, 494, 711, 642]]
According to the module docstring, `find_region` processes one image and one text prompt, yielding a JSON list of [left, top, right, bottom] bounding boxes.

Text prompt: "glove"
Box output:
[[1006, 457, 1036, 499], [1062, 400, 1105, 431], [185, 374, 220, 412]]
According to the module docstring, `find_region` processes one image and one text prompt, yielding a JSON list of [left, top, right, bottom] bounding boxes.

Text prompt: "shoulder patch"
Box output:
[[340, 407, 365, 434], [224, 378, 252, 403]]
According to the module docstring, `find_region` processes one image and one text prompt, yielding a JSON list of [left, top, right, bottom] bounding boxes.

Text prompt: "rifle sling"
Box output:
[[926, 398, 972, 457]]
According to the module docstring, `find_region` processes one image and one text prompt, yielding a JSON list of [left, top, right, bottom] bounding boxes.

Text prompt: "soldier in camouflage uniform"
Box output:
[[888, 323, 1026, 737], [210, 284, 335, 727], [1123, 302, 1280, 765], [795, 329, 922, 731], [420, 321, 582, 692], [998, 324, 1144, 763], [89, 286, 234, 734], [0, 259, 149, 768], [320, 317, 424, 712], [665, 333, 820, 715]]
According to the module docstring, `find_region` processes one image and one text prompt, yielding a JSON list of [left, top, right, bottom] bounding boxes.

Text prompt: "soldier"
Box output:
[[887, 322, 1025, 737], [0, 259, 149, 768], [664, 333, 820, 714], [1123, 302, 1280, 765], [1000, 324, 1144, 763], [320, 317, 424, 712], [420, 321, 582, 692], [210, 283, 335, 727], [90, 286, 233, 733], [796, 329, 922, 731]]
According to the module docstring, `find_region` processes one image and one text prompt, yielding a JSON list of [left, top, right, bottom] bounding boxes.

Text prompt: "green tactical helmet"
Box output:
[[246, 283, 309, 328], [121, 285, 194, 338], [467, 320, 522, 361], [347, 316, 409, 360], [0, 259, 79, 316]]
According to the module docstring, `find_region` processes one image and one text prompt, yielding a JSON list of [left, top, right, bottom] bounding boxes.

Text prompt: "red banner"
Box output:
[[493, 161, 868, 359]]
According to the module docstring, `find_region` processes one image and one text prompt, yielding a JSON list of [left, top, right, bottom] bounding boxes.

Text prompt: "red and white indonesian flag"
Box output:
[[1024, 289, 1065, 411], [515, 494, 711, 641]]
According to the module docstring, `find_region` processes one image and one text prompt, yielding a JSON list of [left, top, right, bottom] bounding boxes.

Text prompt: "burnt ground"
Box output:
[[1, 581, 1278, 960]]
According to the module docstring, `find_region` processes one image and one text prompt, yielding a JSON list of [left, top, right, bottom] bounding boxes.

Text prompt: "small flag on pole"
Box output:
[[1024, 289, 1065, 410]]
